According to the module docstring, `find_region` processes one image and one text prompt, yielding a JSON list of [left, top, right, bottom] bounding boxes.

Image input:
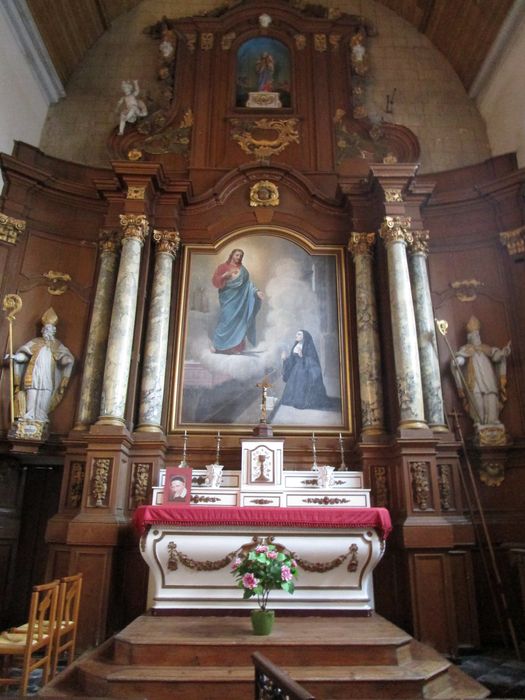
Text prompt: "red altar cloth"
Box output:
[[133, 505, 392, 540]]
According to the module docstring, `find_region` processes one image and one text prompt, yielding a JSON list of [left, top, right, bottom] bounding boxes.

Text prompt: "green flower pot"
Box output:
[[250, 609, 275, 635]]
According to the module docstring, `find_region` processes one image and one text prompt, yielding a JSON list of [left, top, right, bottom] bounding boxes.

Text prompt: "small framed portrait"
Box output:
[[163, 467, 192, 505]]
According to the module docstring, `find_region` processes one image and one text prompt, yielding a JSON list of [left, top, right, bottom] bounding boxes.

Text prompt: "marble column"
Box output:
[[97, 214, 149, 425], [348, 232, 385, 435], [407, 231, 447, 431], [380, 216, 427, 429], [137, 230, 180, 431], [74, 230, 120, 430]]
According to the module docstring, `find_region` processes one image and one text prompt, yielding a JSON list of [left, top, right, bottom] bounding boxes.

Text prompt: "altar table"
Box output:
[[134, 506, 391, 613]]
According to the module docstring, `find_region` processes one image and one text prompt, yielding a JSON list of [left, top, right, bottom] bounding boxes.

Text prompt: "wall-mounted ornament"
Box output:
[[200, 33, 214, 50], [89, 457, 112, 507], [185, 33, 197, 52], [450, 278, 483, 302], [230, 118, 299, 161], [314, 34, 327, 52], [479, 460, 505, 487], [142, 109, 193, 156], [68, 461, 85, 509], [500, 226, 525, 257], [0, 213, 26, 245], [127, 186, 146, 200], [249, 181, 279, 207], [221, 32, 236, 50], [127, 149, 143, 161], [410, 461, 431, 510], [43, 270, 72, 296], [294, 34, 306, 50]]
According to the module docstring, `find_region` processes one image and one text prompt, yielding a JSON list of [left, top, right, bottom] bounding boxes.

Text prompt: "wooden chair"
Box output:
[[0, 580, 59, 695], [51, 573, 83, 676]]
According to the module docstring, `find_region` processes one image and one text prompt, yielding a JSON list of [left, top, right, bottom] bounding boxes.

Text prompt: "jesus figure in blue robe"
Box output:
[[211, 249, 263, 354]]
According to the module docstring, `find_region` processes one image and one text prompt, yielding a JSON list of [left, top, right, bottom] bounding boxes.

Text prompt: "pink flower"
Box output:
[[281, 565, 293, 582], [255, 545, 268, 553], [242, 573, 259, 589], [267, 551, 278, 559], [291, 559, 297, 568], [231, 557, 242, 570]]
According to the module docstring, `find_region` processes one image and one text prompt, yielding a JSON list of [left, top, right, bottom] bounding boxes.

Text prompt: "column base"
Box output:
[[96, 416, 126, 427], [135, 423, 163, 433], [430, 423, 449, 433], [398, 419, 428, 430]]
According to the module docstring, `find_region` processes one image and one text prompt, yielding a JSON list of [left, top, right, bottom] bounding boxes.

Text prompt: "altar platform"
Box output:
[[134, 505, 391, 614], [41, 613, 489, 698]]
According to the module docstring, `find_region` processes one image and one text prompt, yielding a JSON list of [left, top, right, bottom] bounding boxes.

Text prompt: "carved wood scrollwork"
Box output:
[[230, 118, 300, 161], [410, 461, 432, 511], [68, 461, 85, 509], [130, 462, 152, 509], [89, 457, 112, 508]]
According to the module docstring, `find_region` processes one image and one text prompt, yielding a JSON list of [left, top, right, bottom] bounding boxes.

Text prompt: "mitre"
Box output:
[[466, 316, 480, 332], [41, 307, 58, 326]]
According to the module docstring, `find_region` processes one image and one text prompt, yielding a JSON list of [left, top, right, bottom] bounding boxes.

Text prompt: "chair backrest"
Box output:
[[26, 580, 60, 648], [59, 573, 83, 625]]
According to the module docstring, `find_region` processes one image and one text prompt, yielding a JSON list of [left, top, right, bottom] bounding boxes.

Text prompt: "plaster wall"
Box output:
[[0, 12, 48, 178], [38, 0, 491, 174], [477, 10, 525, 169]]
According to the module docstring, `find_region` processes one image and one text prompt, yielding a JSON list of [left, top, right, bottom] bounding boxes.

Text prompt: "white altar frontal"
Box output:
[[136, 438, 391, 614]]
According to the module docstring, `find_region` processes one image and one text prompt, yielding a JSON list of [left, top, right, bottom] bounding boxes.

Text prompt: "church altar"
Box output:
[[134, 505, 391, 613]]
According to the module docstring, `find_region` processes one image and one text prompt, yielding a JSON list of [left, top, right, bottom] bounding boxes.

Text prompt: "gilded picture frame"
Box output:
[[169, 227, 352, 434]]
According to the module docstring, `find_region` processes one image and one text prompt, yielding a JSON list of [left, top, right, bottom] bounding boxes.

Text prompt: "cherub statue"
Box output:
[[117, 80, 148, 135]]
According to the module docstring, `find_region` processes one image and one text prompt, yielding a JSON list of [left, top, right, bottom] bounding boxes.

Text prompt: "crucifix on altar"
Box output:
[[254, 376, 273, 437]]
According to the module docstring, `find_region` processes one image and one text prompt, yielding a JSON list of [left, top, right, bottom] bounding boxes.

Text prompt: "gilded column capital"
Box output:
[[153, 229, 180, 257], [99, 228, 121, 254], [500, 225, 525, 257], [380, 216, 412, 246], [408, 230, 430, 256], [0, 213, 26, 245], [348, 232, 376, 257], [119, 214, 149, 244]]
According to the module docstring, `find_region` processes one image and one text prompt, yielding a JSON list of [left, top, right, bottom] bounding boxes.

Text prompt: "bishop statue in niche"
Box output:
[[236, 38, 291, 109]]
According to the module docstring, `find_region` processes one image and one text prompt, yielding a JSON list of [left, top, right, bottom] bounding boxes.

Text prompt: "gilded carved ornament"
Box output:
[[249, 181, 279, 207], [380, 216, 412, 245], [68, 461, 85, 509], [230, 118, 300, 161], [130, 462, 151, 509], [221, 32, 236, 50], [127, 149, 143, 161], [119, 214, 149, 244], [42, 271, 71, 296], [127, 186, 146, 200], [408, 230, 430, 256], [200, 32, 214, 50], [153, 229, 180, 257], [0, 213, 26, 245], [373, 466, 389, 508], [99, 229, 121, 254], [185, 33, 197, 52], [410, 461, 431, 510], [479, 461, 505, 487], [348, 232, 376, 257], [500, 226, 525, 256], [329, 33, 341, 50], [314, 34, 327, 51], [294, 34, 306, 50], [90, 457, 112, 507], [437, 464, 452, 510], [384, 188, 403, 203], [450, 278, 483, 302]]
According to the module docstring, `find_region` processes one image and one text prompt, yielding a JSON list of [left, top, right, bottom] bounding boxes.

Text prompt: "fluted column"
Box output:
[[380, 216, 427, 429], [407, 231, 447, 431], [348, 232, 385, 435], [74, 230, 120, 430], [137, 230, 180, 431], [97, 214, 149, 425]]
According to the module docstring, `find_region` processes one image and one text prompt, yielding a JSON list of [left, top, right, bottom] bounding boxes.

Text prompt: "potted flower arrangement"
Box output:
[[231, 543, 298, 635]]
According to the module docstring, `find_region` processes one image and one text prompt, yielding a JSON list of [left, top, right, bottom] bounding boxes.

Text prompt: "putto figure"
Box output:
[[117, 79, 148, 135], [452, 316, 511, 427], [211, 249, 263, 354], [10, 307, 74, 422]]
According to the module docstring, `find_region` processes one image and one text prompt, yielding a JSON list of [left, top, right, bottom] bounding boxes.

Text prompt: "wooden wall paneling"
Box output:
[[0, 458, 25, 629], [448, 549, 480, 651], [191, 40, 214, 171], [409, 552, 457, 654], [68, 546, 114, 649]]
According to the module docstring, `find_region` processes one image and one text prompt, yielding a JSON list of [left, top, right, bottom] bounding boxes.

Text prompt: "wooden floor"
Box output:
[[40, 613, 489, 699]]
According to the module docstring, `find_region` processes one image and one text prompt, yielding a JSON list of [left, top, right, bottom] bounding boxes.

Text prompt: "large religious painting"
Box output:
[[170, 230, 352, 433], [236, 37, 291, 108]]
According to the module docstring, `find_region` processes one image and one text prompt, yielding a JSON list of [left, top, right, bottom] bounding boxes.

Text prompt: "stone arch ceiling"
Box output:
[[27, 0, 514, 90]]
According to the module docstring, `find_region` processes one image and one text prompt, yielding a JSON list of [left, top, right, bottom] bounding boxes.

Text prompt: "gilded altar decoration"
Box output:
[[90, 457, 112, 507], [0, 213, 26, 245], [479, 461, 505, 487], [437, 464, 452, 510], [384, 188, 403, 203], [127, 148, 143, 161], [127, 186, 146, 200], [99, 228, 121, 254], [290, 544, 358, 573], [348, 232, 375, 257], [314, 34, 327, 52], [250, 181, 279, 207], [409, 230, 430, 255], [119, 214, 149, 243], [200, 33, 214, 50], [450, 278, 483, 302], [153, 229, 180, 256], [3, 293, 23, 425], [410, 461, 431, 510], [303, 496, 350, 505], [167, 541, 238, 572], [380, 215, 413, 245], [221, 32, 236, 50], [294, 34, 306, 50], [42, 270, 71, 296], [130, 462, 151, 509], [185, 33, 196, 52], [329, 33, 341, 50], [142, 108, 193, 156], [500, 225, 525, 256], [230, 118, 300, 161], [68, 461, 85, 509], [191, 495, 221, 503]]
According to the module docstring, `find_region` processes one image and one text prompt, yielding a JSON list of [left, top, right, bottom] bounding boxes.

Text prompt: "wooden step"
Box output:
[[41, 613, 489, 699]]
